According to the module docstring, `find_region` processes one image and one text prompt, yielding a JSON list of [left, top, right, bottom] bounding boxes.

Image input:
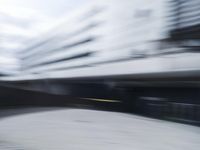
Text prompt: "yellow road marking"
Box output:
[[82, 98, 121, 103]]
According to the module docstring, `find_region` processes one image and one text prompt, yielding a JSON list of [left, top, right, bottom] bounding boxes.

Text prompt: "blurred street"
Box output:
[[0, 107, 199, 150], [0, 0, 200, 149]]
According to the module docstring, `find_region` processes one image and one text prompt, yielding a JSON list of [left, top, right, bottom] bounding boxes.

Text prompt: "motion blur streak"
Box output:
[[0, 0, 200, 149]]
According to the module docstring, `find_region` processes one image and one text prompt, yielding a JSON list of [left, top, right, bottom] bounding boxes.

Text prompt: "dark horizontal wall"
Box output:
[[119, 86, 200, 126], [0, 85, 78, 107], [0, 83, 121, 111], [1, 80, 200, 126]]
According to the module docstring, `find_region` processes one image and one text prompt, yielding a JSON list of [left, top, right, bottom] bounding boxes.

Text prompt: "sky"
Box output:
[[0, 0, 90, 18], [0, 0, 91, 74], [0, 0, 92, 45]]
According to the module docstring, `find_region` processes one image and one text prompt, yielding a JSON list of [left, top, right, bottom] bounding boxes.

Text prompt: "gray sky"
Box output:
[[0, 0, 91, 17], [0, 0, 93, 68]]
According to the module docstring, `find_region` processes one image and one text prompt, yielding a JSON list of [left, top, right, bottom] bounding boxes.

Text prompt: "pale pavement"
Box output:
[[0, 108, 199, 150]]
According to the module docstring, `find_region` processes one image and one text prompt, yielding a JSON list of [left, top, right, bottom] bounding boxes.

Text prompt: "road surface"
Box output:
[[0, 108, 199, 150]]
